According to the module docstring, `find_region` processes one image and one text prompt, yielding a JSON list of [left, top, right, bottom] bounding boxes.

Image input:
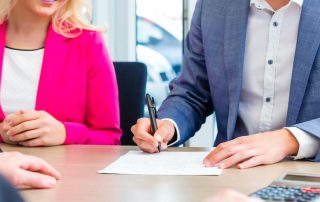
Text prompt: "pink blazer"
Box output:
[[0, 22, 122, 145]]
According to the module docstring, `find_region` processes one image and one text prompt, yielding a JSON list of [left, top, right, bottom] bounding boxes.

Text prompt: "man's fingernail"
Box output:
[[203, 159, 210, 167], [238, 164, 244, 169], [154, 134, 163, 142], [162, 144, 168, 150], [217, 163, 224, 169]]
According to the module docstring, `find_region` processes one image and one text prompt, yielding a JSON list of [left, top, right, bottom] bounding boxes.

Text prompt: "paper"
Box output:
[[99, 151, 223, 176]]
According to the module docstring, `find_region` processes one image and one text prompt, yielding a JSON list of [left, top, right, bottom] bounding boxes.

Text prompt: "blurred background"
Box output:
[[92, 0, 216, 147]]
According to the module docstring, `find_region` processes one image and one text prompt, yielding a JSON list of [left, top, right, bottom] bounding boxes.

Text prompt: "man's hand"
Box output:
[[0, 152, 61, 189], [2, 110, 66, 147], [203, 129, 299, 169], [204, 189, 263, 202], [131, 118, 176, 153]]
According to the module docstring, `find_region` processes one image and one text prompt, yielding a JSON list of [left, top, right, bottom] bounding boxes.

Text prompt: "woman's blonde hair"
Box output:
[[0, 0, 103, 38]]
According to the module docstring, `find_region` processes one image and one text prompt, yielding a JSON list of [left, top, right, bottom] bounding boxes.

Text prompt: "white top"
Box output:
[[239, 0, 319, 159], [168, 0, 320, 159], [1, 47, 43, 115]]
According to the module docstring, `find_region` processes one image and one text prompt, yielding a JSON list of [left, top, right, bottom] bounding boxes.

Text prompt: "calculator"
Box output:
[[251, 172, 320, 202]]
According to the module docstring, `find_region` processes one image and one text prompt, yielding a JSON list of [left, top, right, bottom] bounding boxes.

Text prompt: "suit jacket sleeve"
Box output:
[[157, 0, 214, 146], [295, 120, 320, 161], [0, 175, 24, 202], [63, 32, 122, 145]]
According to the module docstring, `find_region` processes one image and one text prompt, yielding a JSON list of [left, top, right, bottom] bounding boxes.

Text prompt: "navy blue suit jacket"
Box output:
[[158, 0, 320, 161], [0, 175, 24, 202]]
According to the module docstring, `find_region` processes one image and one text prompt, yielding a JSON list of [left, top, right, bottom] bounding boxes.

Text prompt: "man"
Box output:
[[131, 0, 320, 168]]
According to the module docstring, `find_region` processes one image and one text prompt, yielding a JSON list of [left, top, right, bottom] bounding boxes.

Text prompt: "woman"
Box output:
[[0, 0, 122, 146]]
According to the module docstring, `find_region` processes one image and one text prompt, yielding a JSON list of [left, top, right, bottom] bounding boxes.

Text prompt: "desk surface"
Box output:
[[1, 144, 319, 202]]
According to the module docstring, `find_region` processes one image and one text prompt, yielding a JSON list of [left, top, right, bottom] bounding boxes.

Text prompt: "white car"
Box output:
[[136, 45, 176, 111]]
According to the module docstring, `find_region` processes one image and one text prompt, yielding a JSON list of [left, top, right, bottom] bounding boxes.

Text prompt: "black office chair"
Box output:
[[114, 62, 147, 145]]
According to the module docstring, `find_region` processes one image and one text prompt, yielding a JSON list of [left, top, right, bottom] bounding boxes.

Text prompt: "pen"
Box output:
[[146, 94, 161, 152]]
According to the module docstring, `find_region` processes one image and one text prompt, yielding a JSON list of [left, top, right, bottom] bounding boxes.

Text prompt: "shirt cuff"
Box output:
[[162, 118, 181, 147], [286, 127, 320, 160]]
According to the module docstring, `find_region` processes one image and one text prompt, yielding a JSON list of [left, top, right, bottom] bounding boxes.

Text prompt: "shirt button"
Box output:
[[268, 60, 273, 65], [266, 97, 271, 103], [273, 21, 279, 27]]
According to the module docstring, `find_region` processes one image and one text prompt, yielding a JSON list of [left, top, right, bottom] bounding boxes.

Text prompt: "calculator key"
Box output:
[[296, 198, 308, 202], [303, 188, 320, 193], [285, 196, 295, 201], [260, 195, 272, 200]]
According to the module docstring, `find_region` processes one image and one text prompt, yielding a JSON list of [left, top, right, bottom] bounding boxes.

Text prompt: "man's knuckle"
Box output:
[[130, 125, 135, 132], [137, 118, 146, 124], [9, 173, 20, 186], [227, 148, 237, 155], [218, 143, 227, 149], [239, 150, 249, 157], [238, 136, 249, 143]]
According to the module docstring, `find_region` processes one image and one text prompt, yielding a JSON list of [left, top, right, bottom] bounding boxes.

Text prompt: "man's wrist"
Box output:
[[162, 118, 180, 146], [168, 128, 177, 145], [282, 128, 299, 156]]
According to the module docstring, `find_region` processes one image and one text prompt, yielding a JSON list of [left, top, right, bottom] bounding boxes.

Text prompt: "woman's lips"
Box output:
[[41, 0, 56, 5]]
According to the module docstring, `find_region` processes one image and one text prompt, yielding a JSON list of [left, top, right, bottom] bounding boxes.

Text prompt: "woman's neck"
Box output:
[[6, 5, 51, 50]]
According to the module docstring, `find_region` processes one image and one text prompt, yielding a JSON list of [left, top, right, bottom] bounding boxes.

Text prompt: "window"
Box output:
[[136, 0, 184, 107]]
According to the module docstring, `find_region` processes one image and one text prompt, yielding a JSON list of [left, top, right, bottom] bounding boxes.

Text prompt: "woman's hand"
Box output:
[[0, 122, 17, 145], [2, 110, 66, 147]]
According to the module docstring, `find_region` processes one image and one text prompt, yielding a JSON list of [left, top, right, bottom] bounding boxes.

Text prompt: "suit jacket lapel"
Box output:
[[224, 0, 250, 139], [286, 0, 320, 125], [0, 23, 7, 120], [35, 25, 68, 111]]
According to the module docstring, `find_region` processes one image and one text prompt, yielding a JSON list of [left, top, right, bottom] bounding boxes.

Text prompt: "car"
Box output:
[[136, 45, 176, 114], [137, 16, 183, 74]]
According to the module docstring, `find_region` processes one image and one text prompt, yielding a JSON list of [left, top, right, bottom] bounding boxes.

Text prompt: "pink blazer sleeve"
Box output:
[[63, 32, 122, 145]]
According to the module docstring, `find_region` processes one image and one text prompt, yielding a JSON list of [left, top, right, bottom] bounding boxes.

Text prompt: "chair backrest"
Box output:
[[113, 62, 147, 145]]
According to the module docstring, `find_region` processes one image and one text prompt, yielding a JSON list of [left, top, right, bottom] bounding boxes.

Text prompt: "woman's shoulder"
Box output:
[[76, 29, 104, 43]]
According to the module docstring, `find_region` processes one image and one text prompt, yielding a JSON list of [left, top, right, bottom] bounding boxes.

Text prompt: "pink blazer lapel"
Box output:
[[0, 22, 68, 119], [35, 24, 68, 111], [0, 23, 7, 120]]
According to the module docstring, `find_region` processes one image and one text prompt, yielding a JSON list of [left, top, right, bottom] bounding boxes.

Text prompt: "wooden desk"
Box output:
[[1, 144, 319, 202]]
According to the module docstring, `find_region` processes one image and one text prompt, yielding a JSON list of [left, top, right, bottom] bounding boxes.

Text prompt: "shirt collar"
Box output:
[[250, 0, 304, 9]]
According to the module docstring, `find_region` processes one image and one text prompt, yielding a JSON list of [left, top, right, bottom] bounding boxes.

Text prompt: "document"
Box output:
[[99, 151, 223, 176]]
